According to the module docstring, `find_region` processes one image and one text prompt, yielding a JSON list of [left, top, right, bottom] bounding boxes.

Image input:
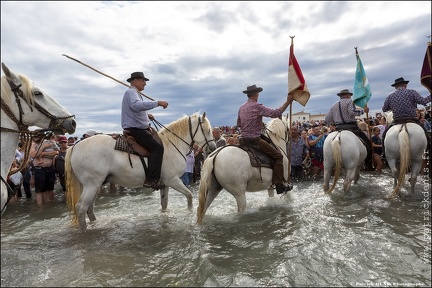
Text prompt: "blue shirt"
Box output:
[[121, 87, 158, 129], [382, 87, 431, 119]]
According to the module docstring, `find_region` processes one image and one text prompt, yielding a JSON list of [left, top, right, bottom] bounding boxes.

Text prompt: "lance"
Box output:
[[62, 54, 155, 101]]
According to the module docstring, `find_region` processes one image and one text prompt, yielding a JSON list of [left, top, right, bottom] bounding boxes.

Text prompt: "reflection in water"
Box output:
[[1, 171, 431, 287]]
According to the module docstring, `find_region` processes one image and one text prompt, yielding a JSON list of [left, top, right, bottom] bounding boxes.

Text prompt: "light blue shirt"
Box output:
[[121, 88, 158, 129]]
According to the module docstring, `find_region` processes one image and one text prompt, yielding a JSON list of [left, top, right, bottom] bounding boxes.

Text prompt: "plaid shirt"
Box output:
[[382, 87, 431, 119], [237, 99, 282, 138]]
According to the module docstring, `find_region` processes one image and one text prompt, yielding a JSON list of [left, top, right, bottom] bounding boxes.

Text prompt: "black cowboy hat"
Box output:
[[127, 72, 149, 83], [242, 84, 263, 94], [336, 89, 353, 96], [391, 77, 409, 87]]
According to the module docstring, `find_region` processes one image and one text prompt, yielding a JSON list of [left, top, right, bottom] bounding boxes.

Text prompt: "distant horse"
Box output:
[[322, 130, 367, 194], [196, 117, 290, 224], [1, 63, 76, 215], [384, 112, 427, 198], [65, 112, 216, 231]]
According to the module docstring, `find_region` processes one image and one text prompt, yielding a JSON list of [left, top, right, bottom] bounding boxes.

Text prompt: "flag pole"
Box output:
[[355, 47, 373, 165], [286, 35, 296, 184], [62, 54, 155, 101]]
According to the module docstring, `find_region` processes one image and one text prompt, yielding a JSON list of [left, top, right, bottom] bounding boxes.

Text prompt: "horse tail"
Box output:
[[65, 146, 82, 224], [327, 133, 342, 194], [197, 152, 217, 224], [389, 128, 410, 198]]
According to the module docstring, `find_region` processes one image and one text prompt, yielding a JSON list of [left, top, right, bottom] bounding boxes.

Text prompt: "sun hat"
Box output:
[[391, 77, 409, 87], [337, 89, 353, 96], [243, 84, 263, 94], [127, 72, 149, 83]]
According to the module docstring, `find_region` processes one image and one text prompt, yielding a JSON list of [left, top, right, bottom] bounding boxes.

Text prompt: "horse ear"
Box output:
[[202, 112, 206, 121], [1, 62, 11, 77]]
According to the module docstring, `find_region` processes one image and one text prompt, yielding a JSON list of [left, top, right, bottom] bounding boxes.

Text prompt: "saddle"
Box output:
[[237, 145, 273, 169], [111, 128, 162, 168]]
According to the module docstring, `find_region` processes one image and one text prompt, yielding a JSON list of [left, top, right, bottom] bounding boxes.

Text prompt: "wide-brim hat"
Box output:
[[243, 84, 263, 94], [127, 72, 149, 83], [337, 89, 353, 96], [391, 77, 409, 87]]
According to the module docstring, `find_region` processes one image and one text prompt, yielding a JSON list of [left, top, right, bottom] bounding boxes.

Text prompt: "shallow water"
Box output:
[[1, 170, 431, 287]]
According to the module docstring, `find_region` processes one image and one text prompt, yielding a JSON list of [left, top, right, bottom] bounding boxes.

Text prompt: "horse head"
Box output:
[[265, 117, 289, 156], [160, 112, 216, 152], [1, 63, 76, 135], [383, 111, 393, 125]]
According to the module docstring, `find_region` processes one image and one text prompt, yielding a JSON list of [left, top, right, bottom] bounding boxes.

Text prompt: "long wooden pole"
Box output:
[[62, 54, 155, 101], [286, 35, 296, 184], [354, 47, 373, 165]]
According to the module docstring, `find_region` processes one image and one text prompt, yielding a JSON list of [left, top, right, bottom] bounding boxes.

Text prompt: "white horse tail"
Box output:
[[197, 153, 216, 224], [327, 133, 342, 194], [388, 127, 411, 198], [65, 147, 82, 224]]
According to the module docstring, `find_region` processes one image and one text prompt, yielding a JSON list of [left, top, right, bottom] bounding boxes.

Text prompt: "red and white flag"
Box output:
[[288, 37, 310, 106]]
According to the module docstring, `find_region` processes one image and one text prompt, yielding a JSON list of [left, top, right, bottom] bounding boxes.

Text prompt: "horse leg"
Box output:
[[323, 166, 332, 193], [409, 161, 422, 195], [343, 169, 356, 194], [353, 165, 361, 184], [86, 191, 99, 222], [160, 187, 169, 211], [75, 186, 98, 231], [387, 159, 399, 188]]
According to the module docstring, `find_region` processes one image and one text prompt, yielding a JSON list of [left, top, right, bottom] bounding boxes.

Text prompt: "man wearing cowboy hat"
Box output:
[[237, 84, 294, 194], [325, 88, 374, 171], [381, 77, 431, 152], [121, 71, 169, 190]]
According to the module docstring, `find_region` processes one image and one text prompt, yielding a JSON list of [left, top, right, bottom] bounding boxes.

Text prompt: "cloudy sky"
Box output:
[[1, 1, 431, 138]]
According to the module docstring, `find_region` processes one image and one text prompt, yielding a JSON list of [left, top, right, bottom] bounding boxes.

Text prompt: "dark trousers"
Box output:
[[22, 168, 32, 198], [125, 127, 164, 181], [240, 137, 284, 185]]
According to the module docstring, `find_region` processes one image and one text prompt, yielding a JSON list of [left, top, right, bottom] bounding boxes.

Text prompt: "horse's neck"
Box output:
[[1, 132, 19, 177]]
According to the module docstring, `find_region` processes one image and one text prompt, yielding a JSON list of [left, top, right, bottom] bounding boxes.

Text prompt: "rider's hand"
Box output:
[[158, 101, 169, 109], [148, 114, 154, 120]]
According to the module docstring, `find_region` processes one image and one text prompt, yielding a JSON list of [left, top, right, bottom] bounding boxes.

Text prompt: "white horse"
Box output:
[[196, 117, 290, 224], [322, 130, 367, 194], [65, 112, 216, 231], [384, 112, 427, 198], [1, 63, 76, 215]]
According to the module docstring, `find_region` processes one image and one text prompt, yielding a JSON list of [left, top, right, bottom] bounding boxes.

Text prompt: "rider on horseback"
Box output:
[[325, 89, 374, 171], [237, 84, 294, 194], [382, 77, 431, 155], [121, 72, 169, 190]]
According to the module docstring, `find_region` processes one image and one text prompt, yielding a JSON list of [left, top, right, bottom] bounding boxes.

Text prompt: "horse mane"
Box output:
[[1, 74, 34, 107], [266, 118, 286, 137], [159, 112, 203, 147]]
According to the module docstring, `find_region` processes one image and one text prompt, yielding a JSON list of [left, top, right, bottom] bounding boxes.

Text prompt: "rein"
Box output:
[[151, 115, 214, 161]]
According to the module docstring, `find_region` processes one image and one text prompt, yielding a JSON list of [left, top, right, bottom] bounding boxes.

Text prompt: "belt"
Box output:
[[125, 127, 151, 131]]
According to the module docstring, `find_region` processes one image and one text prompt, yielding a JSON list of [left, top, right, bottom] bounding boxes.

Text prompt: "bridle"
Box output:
[[1, 77, 75, 214], [151, 114, 215, 161], [1, 78, 75, 134]]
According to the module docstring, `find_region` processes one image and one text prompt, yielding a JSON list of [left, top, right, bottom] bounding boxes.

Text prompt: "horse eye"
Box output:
[[33, 91, 43, 97]]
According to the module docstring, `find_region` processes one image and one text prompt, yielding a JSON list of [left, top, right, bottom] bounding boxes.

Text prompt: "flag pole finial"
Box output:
[[354, 47, 359, 55], [289, 35, 295, 45]]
